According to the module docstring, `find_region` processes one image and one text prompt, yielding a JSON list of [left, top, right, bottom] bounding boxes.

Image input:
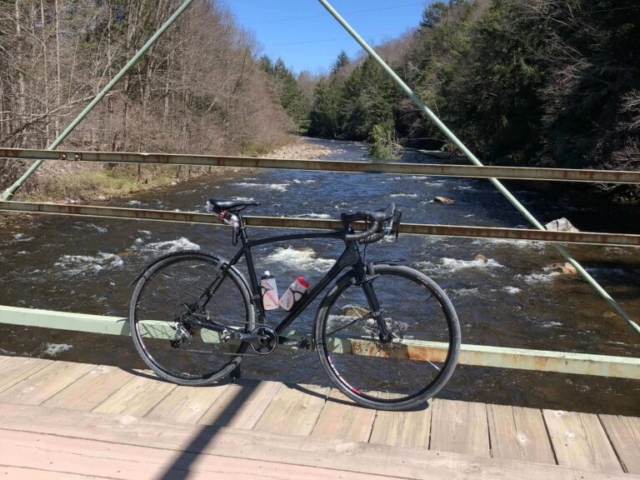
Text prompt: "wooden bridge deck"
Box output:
[[0, 355, 638, 479]]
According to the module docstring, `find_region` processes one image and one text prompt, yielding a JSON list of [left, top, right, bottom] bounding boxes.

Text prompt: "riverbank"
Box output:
[[0, 137, 337, 228], [7, 137, 337, 201]]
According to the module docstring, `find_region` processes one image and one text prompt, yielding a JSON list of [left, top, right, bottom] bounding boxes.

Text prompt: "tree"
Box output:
[[341, 57, 399, 140], [260, 56, 308, 133], [332, 50, 349, 74], [309, 77, 342, 138], [1, 0, 292, 193], [442, 0, 546, 163]]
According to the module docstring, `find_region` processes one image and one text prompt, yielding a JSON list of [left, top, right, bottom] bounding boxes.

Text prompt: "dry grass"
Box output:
[[2, 137, 326, 210], [18, 164, 224, 203]]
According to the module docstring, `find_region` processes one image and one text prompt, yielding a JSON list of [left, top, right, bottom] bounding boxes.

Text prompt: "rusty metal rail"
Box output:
[[2, 201, 639, 247], [2, 304, 639, 379], [2, 148, 640, 184]]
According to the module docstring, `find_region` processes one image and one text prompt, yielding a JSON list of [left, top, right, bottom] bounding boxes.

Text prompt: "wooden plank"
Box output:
[[488, 404, 556, 464], [254, 383, 329, 436], [543, 409, 624, 473], [1, 403, 638, 480], [197, 380, 282, 429], [0, 466, 98, 479], [145, 382, 230, 424], [0, 361, 94, 405], [369, 410, 405, 446], [42, 365, 134, 411], [600, 414, 640, 474], [1, 429, 404, 480], [369, 406, 432, 448], [311, 389, 376, 442], [0, 356, 52, 393], [92, 374, 176, 417], [430, 398, 490, 456]]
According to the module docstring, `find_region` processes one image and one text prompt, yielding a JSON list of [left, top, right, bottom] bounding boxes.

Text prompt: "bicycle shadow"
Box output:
[[119, 345, 434, 478]]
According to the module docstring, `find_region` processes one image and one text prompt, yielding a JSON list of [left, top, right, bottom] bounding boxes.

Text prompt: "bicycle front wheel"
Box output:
[[315, 264, 460, 411], [130, 251, 255, 386]]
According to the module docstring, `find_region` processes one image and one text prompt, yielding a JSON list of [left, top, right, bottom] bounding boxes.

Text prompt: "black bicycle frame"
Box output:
[[193, 213, 389, 343]]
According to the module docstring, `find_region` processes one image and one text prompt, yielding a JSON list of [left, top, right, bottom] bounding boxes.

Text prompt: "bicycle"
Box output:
[[129, 199, 461, 411]]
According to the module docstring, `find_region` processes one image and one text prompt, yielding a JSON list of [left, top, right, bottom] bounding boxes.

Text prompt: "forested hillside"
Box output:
[[2, 0, 638, 201], [307, 0, 640, 199], [0, 0, 291, 193]]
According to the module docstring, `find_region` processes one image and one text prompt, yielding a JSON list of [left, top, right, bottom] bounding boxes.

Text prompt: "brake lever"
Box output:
[[393, 210, 402, 242], [382, 209, 402, 242], [383, 217, 393, 235]]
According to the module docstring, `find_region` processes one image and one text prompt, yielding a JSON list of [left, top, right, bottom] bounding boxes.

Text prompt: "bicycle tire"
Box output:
[[314, 264, 460, 411], [130, 250, 255, 386]]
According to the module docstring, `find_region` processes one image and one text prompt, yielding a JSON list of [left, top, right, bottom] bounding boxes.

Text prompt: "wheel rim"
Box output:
[[133, 255, 252, 382], [320, 267, 456, 405]]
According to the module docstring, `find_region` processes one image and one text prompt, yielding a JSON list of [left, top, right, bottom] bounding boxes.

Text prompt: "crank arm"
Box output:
[[184, 320, 267, 344], [234, 332, 267, 343]]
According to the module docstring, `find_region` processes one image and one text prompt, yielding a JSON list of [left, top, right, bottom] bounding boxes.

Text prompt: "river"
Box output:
[[1, 137, 639, 415]]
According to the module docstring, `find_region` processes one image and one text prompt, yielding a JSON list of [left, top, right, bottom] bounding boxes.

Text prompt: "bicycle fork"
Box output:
[[353, 262, 394, 343]]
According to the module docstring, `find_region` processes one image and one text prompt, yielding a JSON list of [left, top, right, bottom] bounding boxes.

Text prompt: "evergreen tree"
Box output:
[[309, 77, 342, 138], [332, 50, 350, 74], [341, 57, 399, 140], [260, 56, 309, 133], [444, 0, 546, 163]]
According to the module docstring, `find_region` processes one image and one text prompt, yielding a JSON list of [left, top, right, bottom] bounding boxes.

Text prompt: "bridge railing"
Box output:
[[1, 147, 639, 381], [2, 147, 640, 249], [1, 304, 638, 380]]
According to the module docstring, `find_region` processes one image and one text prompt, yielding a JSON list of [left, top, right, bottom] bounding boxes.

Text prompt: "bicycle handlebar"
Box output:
[[342, 203, 400, 243], [344, 219, 381, 241], [207, 198, 400, 245]]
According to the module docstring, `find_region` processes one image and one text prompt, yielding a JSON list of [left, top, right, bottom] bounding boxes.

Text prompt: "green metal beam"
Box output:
[[2, 200, 640, 247], [2, 148, 640, 184], [317, 0, 640, 335], [0, 305, 637, 379], [0, 0, 197, 201], [0, 306, 130, 336]]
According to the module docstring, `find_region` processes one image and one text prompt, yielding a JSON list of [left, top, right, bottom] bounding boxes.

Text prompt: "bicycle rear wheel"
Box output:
[[130, 251, 255, 386], [315, 264, 460, 411]]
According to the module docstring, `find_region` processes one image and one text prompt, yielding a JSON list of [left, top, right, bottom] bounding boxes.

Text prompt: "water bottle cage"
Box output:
[[290, 289, 306, 303]]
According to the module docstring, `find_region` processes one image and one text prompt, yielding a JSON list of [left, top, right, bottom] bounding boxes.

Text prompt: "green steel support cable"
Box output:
[[317, 0, 640, 334], [1, 0, 197, 201]]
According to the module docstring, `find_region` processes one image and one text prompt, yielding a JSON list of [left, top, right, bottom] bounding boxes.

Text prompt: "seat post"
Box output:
[[236, 212, 250, 246]]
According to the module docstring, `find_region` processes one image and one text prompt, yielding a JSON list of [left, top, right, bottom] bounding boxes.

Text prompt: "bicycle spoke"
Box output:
[[316, 265, 459, 410], [131, 252, 255, 386]]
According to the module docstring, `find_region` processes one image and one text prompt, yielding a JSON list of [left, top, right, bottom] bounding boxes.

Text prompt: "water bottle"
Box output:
[[279, 276, 309, 311], [260, 271, 279, 310]]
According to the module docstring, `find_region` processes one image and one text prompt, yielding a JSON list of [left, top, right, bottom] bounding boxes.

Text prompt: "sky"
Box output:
[[223, 0, 430, 74]]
